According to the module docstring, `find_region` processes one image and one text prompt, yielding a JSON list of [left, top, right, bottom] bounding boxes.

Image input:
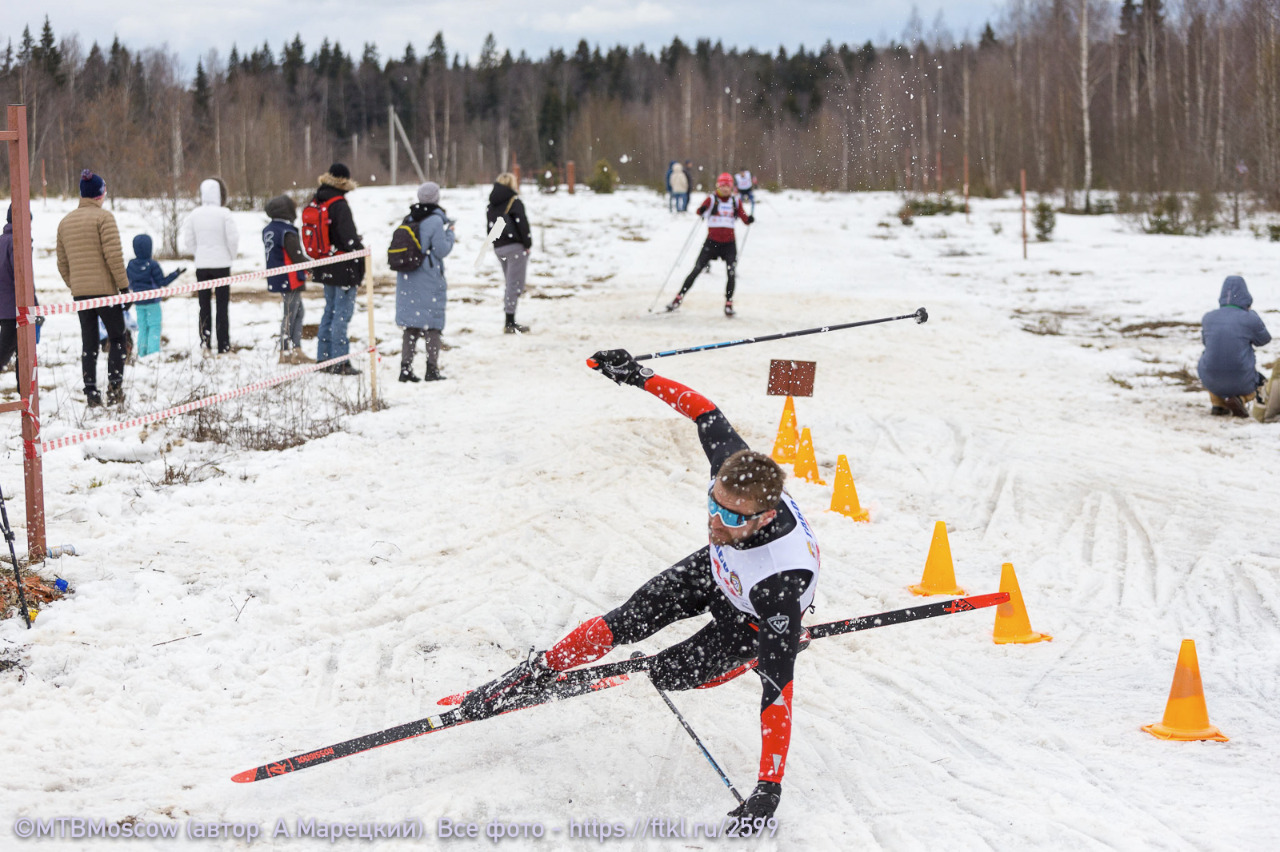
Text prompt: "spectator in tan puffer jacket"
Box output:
[[56, 169, 129, 407]]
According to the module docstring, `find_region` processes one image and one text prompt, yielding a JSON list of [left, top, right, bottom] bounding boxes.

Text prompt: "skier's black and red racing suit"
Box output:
[[544, 373, 820, 787]]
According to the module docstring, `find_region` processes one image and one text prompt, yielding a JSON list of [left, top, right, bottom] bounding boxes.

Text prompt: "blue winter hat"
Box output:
[[79, 169, 106, 198]]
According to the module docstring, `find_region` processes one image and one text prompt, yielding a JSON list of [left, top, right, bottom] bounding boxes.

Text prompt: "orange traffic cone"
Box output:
[[909, 521, 966, 596], [1142, 640, 1229, 742], [771, 396, 799, 464], [793, 428, 825, 484], [992, 563, 1051, 644], [829, 455, 869, 522]]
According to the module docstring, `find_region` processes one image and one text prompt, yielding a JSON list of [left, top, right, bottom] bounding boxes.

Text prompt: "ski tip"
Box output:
[[230, 769, 258, 784], [436, 690, 468, 706]]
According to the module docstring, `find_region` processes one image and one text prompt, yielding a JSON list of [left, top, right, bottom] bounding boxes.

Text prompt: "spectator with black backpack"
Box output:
[[302, 163, 364, 376], [390, 181, 455, 382]]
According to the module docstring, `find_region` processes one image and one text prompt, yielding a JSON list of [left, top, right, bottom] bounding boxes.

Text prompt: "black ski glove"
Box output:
[[728, 780, 781, 821], [745, 215, 755, 225], [587, 349, 652, 388]]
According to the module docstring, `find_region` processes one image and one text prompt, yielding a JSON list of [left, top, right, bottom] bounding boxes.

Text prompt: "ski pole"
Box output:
[[632, 652, 744, 804], [629, 307, 929, 361], [646, 217, 703, 313], [0, 481, 32, 629]]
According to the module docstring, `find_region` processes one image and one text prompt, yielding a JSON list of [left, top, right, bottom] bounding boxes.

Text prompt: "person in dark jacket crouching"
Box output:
[[485, 172, 532, 334], [308, 163, 364, 375], [1197, 275, 1271, 418]]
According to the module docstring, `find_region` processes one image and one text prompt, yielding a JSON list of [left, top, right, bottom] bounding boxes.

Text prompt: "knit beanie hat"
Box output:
[[417, 181, 441, 205], [327, 163, 351, 180], [80, 169, 106, 198]]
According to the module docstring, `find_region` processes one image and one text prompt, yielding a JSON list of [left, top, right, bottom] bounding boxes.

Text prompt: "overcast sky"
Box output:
[[2, 1, 1005, 75]]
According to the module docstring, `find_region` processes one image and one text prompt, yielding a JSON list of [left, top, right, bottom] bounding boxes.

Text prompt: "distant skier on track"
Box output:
[[666, 172, 753, 317], [460, 350, 819, 820]]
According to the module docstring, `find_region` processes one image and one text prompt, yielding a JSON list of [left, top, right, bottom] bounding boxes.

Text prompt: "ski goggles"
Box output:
[[707, 486, 768, 528]]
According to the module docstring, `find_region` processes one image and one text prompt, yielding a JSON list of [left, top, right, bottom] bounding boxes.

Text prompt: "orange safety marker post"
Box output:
[[909, 521, 966, 596], [829, 455, 869, 522], [992, 563, 1051, 644], [1142, 640, 1229, 742], [793, 428, 825, 485], [771, 396, 799, 463]]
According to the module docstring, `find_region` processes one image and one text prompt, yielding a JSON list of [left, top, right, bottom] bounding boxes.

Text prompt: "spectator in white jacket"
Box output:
[[180, 178, 239, 354]]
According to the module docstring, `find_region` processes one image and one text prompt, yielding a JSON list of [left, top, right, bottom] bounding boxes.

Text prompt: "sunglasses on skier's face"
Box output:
[[707, 486, 768, 528]]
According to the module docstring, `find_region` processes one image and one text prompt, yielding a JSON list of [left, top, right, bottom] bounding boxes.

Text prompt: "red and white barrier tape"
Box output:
[[35, 348, 377, 455], [16, 249, 373, 324]]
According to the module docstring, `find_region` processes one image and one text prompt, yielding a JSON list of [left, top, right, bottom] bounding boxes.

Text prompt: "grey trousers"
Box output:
[[401, 327, 441, 371], [280, 290, 304, 351], [495, 243, 529, 314]]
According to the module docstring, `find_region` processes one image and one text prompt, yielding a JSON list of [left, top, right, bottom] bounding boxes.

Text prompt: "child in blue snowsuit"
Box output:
[[125, 234, 184, 357]]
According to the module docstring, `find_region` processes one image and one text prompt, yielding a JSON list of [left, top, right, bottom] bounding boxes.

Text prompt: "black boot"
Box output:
[[106, 384, 125, 406], [399, 366, 420, 383], [85, 388, 103, 408], [504, 312, 530, 334], [459, 649, 557, 721], [424, 363, 447, 381]]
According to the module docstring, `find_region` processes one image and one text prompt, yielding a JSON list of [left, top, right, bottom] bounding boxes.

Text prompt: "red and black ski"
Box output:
[[231, 592, 1007, 783]]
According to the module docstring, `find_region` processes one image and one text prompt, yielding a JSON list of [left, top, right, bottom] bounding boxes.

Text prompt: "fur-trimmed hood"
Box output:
[[319, 173, 358, 192]]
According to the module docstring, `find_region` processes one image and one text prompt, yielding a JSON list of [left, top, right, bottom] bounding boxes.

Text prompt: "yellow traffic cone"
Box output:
[[829, 455, 869, 522], [909, 521, 966, 596], [793, 428, 825, 485], [992, 563, 1051, 644], [771, 396, 799, 464], [1142, 640, 1229, 742]]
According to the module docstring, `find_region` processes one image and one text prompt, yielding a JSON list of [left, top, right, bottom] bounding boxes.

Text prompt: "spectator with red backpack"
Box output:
[[303, 163, 364, 376], [666, 172, 753, 317], [263, 194, 313, 365], [389, 181, 455, 382]]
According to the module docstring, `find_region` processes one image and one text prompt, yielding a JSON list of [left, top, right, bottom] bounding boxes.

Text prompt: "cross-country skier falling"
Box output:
[[666, 172, 754, 317], [460, 349, 819, 820]]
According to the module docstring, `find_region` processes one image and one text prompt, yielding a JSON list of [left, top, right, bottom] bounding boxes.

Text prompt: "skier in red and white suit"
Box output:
[[461, 350, 819, 821], [666, 172, 753, 317]]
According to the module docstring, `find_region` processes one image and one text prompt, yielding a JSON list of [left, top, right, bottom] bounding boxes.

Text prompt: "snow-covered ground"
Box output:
[[2, 184, 1277, 850]]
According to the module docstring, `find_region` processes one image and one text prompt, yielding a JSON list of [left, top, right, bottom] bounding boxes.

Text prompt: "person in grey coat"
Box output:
[[1197, 275, 1271, 417], [395, 182, 455, 382]]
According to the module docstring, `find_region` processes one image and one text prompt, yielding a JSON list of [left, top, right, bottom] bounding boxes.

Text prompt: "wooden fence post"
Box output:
[[4, 105, 46, 561]]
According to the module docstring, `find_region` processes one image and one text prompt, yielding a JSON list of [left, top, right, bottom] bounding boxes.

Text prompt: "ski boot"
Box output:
[[459, 648, 557, 721], [724, 300, 735, 317], [665, 293, 683, 313]]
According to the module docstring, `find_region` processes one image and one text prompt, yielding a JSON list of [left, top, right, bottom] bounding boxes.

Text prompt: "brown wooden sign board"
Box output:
[[767, 359, 816, 397]]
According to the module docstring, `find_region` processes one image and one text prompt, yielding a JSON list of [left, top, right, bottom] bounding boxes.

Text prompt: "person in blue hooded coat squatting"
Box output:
[[1197, 275, 1271, 418]]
